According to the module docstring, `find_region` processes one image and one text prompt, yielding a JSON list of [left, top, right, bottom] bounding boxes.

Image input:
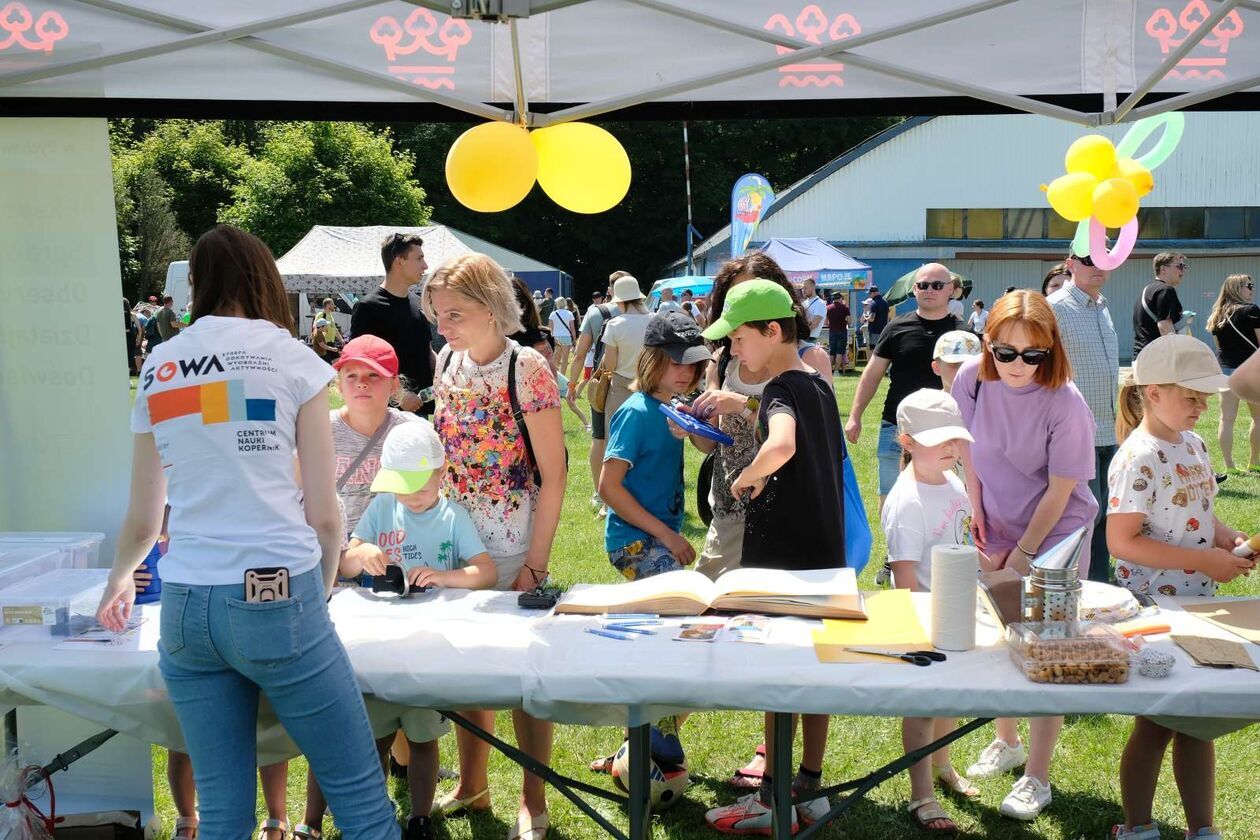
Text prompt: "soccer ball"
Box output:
[[610, 739, 689, 811]]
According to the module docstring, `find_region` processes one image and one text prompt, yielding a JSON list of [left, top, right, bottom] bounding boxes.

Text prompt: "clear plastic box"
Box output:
[[0, 546, 67, 592], [0, 533, 106, 569], [1006, 620, 1130, 684], [0, 569, 110, 637]]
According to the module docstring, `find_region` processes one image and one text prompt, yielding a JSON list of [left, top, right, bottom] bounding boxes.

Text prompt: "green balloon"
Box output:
[[1115, 112, 1184, 171], [1072, 219, 1091, 257]]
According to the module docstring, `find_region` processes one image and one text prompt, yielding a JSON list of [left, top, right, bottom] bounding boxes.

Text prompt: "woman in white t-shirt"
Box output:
[[967, 299, 988, 334], [424, 253, 565, 840], [598, 276, 653, 422], [96, 225, 398, 840], [548, 297, 577, 373]]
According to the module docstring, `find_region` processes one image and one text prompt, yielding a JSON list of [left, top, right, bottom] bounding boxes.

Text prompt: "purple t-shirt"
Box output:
[[951, 357, 1099, 564]]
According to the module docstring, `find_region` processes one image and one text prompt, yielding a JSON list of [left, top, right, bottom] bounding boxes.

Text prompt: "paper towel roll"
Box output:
[[931, 544, 979, 651]]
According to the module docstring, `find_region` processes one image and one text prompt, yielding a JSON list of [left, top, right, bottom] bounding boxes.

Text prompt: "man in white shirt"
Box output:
[[803, 277, 827, 342]]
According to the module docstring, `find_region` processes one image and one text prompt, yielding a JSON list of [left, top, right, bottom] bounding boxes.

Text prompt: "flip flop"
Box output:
[[506, 810, 548, 840], [932, 764, 980, 799], [432, 788, 491, 818], [730, 743, 766, 789], [589, 752, 616, 774], [909, 798, 957, 835]]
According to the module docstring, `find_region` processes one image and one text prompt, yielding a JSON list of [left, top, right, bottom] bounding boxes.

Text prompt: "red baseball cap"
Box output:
[[333, 335, 399, 377]]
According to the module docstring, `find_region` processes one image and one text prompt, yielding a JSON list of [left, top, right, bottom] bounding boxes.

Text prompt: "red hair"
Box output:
[[979, 290, 1073, 389]]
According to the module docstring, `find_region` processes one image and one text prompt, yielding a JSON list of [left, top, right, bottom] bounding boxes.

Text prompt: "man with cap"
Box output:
[[1048, 250, 1120, 582], [867, 285, 890, 345]]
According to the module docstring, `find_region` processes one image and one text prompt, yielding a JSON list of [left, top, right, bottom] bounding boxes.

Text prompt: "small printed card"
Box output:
[[675, 622, 724, 642], [721, 614, 771, 644]]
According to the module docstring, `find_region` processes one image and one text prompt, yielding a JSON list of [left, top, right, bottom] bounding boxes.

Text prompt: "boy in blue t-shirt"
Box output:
[[342, 421, 496, 840]]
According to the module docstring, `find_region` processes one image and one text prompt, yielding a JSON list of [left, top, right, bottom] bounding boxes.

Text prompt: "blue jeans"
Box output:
[[159, 569, 399, 840], [877, 421, 903, 496], [1085, 444, 1119, 583]]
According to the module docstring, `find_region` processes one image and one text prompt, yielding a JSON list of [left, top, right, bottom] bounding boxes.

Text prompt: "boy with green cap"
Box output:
[[700, 278, 847, 834]]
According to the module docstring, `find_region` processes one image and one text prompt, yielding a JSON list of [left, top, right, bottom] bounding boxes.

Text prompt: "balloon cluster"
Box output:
[[445, 121, 631, 214], [1041, 113, 1184, 270]]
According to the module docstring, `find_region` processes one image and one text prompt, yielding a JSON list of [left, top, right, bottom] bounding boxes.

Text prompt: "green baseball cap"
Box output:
[[701, 278, 796, 340]]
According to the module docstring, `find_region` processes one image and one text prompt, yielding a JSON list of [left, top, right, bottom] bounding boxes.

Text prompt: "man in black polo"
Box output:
[[349, 232, 436, 415]]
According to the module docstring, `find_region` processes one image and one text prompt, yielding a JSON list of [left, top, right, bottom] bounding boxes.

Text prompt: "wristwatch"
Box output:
[[740, 396, 760, 420]]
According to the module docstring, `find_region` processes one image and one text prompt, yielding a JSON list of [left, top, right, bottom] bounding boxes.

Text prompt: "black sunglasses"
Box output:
[[1072, 254, 1095, 267], [1248, 283, 1255, 291], [914, 280, 949, 291], [991, 344, 1050, 366], [1173, 263, 1188, 270]]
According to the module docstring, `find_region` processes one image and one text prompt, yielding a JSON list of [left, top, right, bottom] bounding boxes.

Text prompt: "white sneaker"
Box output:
[[998, 774, 1051, 821], [793, 787, 830, 826], [1185, 828, 1222, 840], [1112, 823, 1160, 840], [966, 738, 1026, 778]]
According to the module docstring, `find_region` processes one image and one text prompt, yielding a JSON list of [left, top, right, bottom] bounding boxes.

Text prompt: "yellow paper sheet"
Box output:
[[812, 589, 930, 663], [1182, 598, 1260, 645]]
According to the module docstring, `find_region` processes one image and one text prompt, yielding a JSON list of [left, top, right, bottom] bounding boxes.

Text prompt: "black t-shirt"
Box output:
[[1132, 281, 1183, 356], [869, 296, 890, 332], [742, 370, 847, 571], [874, 311, 960, 426], [1212, 304, 1260, 369], [350, 285, 434, 394]]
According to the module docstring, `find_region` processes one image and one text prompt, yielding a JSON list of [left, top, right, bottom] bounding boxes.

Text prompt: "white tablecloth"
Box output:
[[0, 590, 1255, 760]]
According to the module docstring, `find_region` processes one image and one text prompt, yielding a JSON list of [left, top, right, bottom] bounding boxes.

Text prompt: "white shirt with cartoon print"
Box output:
[[1107, 428, 1218, 596], [880, 469, 973, 591]]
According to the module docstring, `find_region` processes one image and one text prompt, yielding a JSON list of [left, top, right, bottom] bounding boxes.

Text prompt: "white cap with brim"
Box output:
[[896, 388, 975, 446], [1133, 334, 1231, 393], [369, 420, 446, 496]]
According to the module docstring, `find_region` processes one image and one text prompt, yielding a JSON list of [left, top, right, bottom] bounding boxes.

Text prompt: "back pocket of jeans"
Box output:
[[226, 598, 302, 665], [159, 585, 190, 656]]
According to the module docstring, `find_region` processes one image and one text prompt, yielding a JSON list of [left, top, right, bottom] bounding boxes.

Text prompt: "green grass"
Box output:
[[143, 372, 1260, 839]]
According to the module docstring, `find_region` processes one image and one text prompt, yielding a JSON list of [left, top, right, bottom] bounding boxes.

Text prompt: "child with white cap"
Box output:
[[881, 388, 978, 833], [1107, 335, 1253, 840], [343, 420, 497, 840], [931, 329, 983, 393]]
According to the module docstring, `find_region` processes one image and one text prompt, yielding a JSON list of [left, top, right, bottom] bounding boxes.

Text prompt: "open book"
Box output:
[[556, 567, 865, 620]]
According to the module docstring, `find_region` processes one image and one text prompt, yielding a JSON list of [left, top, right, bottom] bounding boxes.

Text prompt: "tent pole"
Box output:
[[1126, 69, 1260, 120], [510, 19, 531, 126], [69, 0, 512, 121], [684, 122, 695, 276], [1109, 0, 1240, 123]]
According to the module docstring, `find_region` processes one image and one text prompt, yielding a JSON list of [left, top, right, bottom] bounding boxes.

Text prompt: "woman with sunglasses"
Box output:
[[1207, 274, 1260, 473], [950, 290, 1098, 822]]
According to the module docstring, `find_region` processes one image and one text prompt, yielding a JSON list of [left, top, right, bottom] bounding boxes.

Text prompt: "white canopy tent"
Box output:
[[0, 1, 1258, 126], [276, 224, 570, 295]]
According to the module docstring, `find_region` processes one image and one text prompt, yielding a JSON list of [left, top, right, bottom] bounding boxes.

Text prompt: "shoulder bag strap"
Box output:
[[335, 414, 392, 493], [1228, 310, 1259, 351], [507, 346, 544, 488]]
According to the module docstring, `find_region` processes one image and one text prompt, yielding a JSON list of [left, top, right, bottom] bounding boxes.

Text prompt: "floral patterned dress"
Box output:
[[433, 340, 560, 560]]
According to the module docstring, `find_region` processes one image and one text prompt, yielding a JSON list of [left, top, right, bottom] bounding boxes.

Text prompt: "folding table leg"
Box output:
[[626, 722, 652, 840], [771, 712, 794, 840]]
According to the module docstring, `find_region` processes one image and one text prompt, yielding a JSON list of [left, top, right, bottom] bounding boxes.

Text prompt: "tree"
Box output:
[[221, 122, 429, 255]]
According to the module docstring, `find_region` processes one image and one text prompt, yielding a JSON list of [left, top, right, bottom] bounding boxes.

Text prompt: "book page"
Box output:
[[712, 567, 857, 599], [558, 569, 717, 609]]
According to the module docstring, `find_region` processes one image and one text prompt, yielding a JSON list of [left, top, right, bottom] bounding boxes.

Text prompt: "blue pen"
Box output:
[[600, 619, 663, 627], [605, 624, 657, 635], [604, 613, 659, 620], [586, 627, 635, 641]]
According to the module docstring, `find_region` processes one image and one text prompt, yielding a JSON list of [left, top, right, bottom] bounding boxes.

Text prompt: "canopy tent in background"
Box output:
[[1, 1, 1258, 126], [648, 275, 714, 300], [757, 238, 873, 291], [276, 224, 572, 298]]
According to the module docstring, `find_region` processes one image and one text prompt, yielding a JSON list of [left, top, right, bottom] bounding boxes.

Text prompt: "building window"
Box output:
[[1046, 212, 1077, 240], [1248, 207, 1260, 239], [1137, 207, 1167, 239], [1166, 208, 1205, 239], [1206, 207, 1245, 239], [967, 209, 1003, 239], [1006, 209, 1044, 239], [927, 209, 964, 238]]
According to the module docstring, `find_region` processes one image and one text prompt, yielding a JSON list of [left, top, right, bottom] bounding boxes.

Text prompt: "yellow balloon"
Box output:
[[1116, 157, 1153, 197], [1045, 172, 1098, 222], [531, 122, 631, 214], [1092, 177, 1140, 228], [1064, 134, 1118, 181], [446, 122, 537, 213]]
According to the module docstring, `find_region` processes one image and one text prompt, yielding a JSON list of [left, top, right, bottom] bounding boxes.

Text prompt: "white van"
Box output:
[[163, 261, 191, 314]]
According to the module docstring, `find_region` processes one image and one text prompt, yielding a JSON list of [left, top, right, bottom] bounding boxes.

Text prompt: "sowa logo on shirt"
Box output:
[[143, 355, 225, 390]]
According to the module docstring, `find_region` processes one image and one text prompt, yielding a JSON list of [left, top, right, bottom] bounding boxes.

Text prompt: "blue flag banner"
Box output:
[[730, 173, 774, 256]]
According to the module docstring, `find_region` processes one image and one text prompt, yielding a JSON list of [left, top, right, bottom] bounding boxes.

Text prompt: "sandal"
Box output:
[[589, 752, 616, 774], [908, 798, 957, 835], [174, 816, 199, 840], [932, 764, 980, 799], [257, 819, 289, 840], [730, 743, 767, 789], [292, 825, 322, 840], [506, 810, 548, 840], [432, 788, 491, 818]]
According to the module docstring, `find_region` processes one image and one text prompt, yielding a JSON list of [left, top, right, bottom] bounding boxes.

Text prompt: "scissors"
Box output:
[[842, 647, 947, 666]]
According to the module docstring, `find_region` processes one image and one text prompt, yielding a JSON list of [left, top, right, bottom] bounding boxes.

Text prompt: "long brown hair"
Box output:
[[979, 290, 1073, 389], [1206, 274, 1253, 335], [709, 253, 810, 351], [189, 225, 294, 334]]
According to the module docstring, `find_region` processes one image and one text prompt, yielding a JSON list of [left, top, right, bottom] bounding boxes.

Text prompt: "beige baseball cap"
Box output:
[[1132, 335, 1230, 393], [897, 388, 975, 446]]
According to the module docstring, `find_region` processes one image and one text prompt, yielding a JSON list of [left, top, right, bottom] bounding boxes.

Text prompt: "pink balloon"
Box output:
[[1088, 217, 1138, 270]]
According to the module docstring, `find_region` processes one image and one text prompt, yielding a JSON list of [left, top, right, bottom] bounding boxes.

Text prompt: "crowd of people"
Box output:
[[101, 227, 1257, 840]]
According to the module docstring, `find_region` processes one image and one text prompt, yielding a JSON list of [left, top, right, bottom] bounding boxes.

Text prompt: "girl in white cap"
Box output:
[[882, 388, 979, 833], [1107, 335, 1254, 840]]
